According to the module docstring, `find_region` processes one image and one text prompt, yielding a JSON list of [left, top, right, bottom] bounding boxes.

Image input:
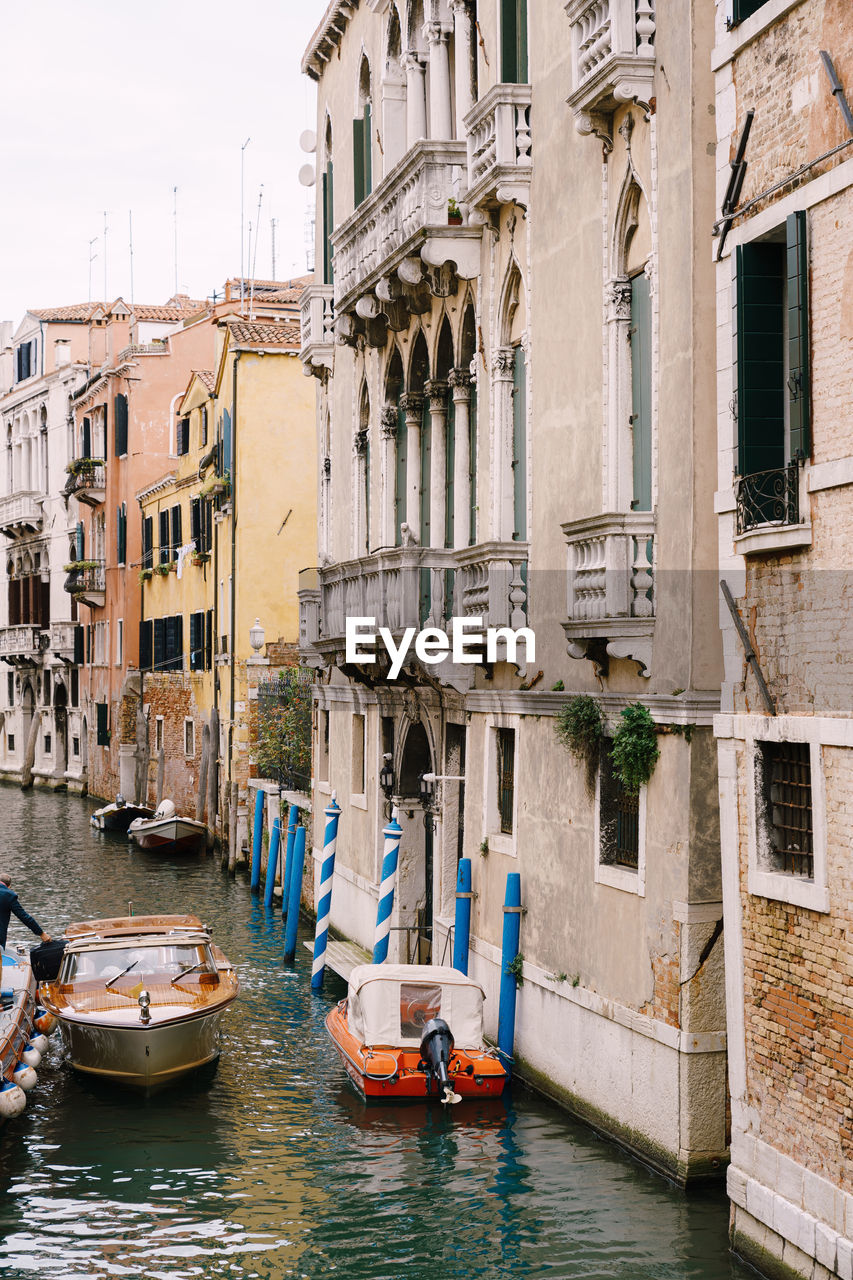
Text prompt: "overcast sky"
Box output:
[[0, 0, 327, 323]]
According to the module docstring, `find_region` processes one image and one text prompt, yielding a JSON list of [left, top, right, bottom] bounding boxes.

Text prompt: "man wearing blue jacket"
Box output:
[[0, 874, 51, 949]]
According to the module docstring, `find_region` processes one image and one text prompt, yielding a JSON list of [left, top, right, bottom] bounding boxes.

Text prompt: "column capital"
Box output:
[[606, 278, 633, 322], [424, 20, 451, 45], [400, 392, 424, 421], [380, 405, 398, 438], [492, 347, 515, 379], [425, 379, 448, 410], [401, 49, 425, 73], [448, 368, 472, 398], [354, 428, 369, 457], [449, 0, 471, 14]]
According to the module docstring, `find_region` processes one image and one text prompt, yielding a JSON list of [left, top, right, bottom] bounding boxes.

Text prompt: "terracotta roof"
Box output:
[[30, 296, 203, 323], [225, 277, 309, 303], [30, 302, 108, 322], [193, 370, 216, 393], [227, 320, 301, 350], [133, 297, 205, 320]]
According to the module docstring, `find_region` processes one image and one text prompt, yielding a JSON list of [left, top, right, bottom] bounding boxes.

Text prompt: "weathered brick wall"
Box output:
[[809, 189, 853, 468], [143, 675, 203, 816], [731, 0, 852, 213], [737, 744, 853, 1191]]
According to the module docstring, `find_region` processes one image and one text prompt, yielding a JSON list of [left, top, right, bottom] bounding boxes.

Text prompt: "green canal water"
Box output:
[[0, 788, 754, 1280]]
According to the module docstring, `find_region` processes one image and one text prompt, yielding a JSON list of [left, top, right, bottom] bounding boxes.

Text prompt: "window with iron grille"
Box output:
[[496, 727, 515, 835], [599, 740, 640, 870], [758, 740, 813, 879]]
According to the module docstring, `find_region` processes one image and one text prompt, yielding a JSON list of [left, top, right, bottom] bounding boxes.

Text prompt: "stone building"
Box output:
[[298, 0, 726, 1182], [712, 1, 853, 1276]]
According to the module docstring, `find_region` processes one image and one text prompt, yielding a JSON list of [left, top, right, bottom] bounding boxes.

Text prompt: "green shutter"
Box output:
[[96, 702, 109, 746], [75, 522, 85, 560], [102, 401, 108, 460], [395, 403, 407, 544], [153, 618, 166, 671], [363, 103, 372, 198], [469, 385, 477, 546], [139, 620, 152, 671], [114, 394, 128, 456], [786, 210, 810, 460], [501, 0, 527, 82], [74, 624, 85, 665], [630, 272, 653, 511], [322, 164, 334, 286], [222, 407, 232, 476], [82, 417, 91, 458], [512, 345, 527, 539], [734, 241, 785, 478], [353, 116, 365, 208]]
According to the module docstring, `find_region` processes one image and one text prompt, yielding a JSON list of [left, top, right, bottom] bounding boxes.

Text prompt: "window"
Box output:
[[734, 212, 809, 531], [322, 136, 334, 286], [757, 740, 813, 879], [142, 516, 154, 569], [177, 417, 190, 456], [206, 610, 213, 671], [730, 0, 768, 25], [595, 741, 647, 896], [15, 341, 34, 383], [96, 702, 109, 746], [496, 728, 515, 834], [190, 497, 211, 554], [201, 405, 208, 447], [189, 611, 205, 671], [116, 618, 123, 667], [43, 733, 51, 754], [318, 709, 330, 783], [7, 673, 13, 705], [501, 0, 528, 84], [353, 100, 372, 208], [116, 503, 127, 565], [170, 505, 182, 558], [352, 713, 365, 797], [155, 716, 164, 753], [159, 510, 170, 564], [72, 736, 80, 757], [184, 718, 195, 757], [114, 393, 128, 456], [70, 667, 79, 706], [7, 734, 14, 752]]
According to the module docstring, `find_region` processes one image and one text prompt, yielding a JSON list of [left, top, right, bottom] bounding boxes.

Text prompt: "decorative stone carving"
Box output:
[[380, 406, 399, 438], [606, 279, 633, 322], [399, 392, 424, 421], [425, 380, 448, 411], [448, 368, 472, 398], [492, 347, 515, 378], [354, 428, 369, 456]]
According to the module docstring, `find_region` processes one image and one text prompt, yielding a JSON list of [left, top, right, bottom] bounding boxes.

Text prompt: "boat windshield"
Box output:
[[60, 943, 216, 985]]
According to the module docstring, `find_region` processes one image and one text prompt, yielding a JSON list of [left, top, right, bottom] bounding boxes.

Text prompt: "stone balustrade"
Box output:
[[565, 0, 656, 132], [0, 625, 42, 660], [464, 84, 532, 211], [299, 284, 335, 378], [0, 492, 44, 536], [49, 621, 78, 660], [65, 461, 106, 507]]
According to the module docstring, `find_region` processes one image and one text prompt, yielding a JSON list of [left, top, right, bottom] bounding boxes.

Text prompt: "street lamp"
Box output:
[[419, 772, 435, 806], [380, 753, 395, 798]]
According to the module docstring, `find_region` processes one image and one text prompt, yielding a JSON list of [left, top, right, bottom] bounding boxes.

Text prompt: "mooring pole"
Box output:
[[372, 810, 402, 964], [452, 857, 473, 975], [250, 787, 265, 892], [311, 795, 341, 990], [281, 803, 299, 921], [283, 825, 306, 963], [263, 818, 281, 908], [497, 872, 522, 1078]]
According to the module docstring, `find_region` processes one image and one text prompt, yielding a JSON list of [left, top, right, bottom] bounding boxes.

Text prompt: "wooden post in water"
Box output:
[[155, 747, 165, 806], [196, 724, 209, 822], [207, 708, 219, 847], [228, 781, 238, 873]]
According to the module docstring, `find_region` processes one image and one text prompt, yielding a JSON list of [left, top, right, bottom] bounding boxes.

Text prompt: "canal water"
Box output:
[[0, 788, 753, 1280]]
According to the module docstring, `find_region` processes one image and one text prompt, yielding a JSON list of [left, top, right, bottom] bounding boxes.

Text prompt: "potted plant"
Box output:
[[447, 197, 463, 226], [190, 550, 210, 566], [138, 567, 153, 583], [153, 562, 171, 577]]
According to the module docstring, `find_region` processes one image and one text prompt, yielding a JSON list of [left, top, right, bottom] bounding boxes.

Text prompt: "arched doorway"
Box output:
[[395, 719, 435, 964], [53, 679, 68, 786]]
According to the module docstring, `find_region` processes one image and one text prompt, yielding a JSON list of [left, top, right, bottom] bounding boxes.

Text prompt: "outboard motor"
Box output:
[[419, 1018, 461, 1105]]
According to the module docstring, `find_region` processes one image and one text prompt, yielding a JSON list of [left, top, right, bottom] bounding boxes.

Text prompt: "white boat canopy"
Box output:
[[347, 964, 487, 1050]]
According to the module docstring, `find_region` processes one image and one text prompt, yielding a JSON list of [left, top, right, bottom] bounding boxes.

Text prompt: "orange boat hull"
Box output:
[[325, 1002, 507, 1102]]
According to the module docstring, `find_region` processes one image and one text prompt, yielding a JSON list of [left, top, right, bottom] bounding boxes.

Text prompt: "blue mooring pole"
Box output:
[[497, 872, 522, 1078], [372, 811, 402, 964], [263, 818, 281, 908], [280, 804, 299, 920], [283, 825, 307, 963], [250, 787, 265, 892], [311, 795, 341, 990], [452, 857, 472, 974]]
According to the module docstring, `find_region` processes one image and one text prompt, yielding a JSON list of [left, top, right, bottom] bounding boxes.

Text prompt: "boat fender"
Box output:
[[12, 1064, 37, 1092], [0, 1081, 26, 1118], [419, 1018, 461, 1105], [34, 1010, 56, 1035], [29, 1034, 49, 1055], [21, 1045, 42, 1069]]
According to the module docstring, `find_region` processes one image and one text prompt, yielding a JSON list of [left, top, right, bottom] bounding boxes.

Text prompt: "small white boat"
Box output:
[[1, 944, 53, 1122], [91, 795, 154, 833], [39, 914, 238, 1092], [128, 800, 207, 854]]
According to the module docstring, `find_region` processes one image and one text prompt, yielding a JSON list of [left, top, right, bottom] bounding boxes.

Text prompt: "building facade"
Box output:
[[712, 1, 853, 1275], [299, 0, 727, 1182]]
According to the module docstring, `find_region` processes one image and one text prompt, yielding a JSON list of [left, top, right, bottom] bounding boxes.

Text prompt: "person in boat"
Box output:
[[0, 873, 52, 948]]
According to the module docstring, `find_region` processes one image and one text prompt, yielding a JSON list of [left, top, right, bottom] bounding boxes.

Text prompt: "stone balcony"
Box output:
[[330, 139, 480, 341], [299, 284, 335, 379], [561, 511, 655, 675], [464, 83, 532, 212], [64, 562, 105, 608], [565, 0, 655, 137], [48, 621, 78, 662], [298, 541, 529, 686], [0, 625, 44, 664], [64, 461, 106, 507], [0, 492, 44, 538]]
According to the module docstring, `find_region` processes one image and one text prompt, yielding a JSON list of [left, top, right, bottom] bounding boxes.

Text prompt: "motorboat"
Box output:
[[91, 794, 155, 833], [128, 800, 207, 854], [38, 914, 238, 1092], [0, 944, 52, 1122], [326, 963, 507, 1104]]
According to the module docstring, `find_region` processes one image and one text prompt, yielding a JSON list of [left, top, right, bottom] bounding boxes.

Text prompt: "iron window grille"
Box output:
[[599, 741, 640, 870], [735, 460, 800, 534], [496, 727, 515, 835], [760, 740, 813, 879]]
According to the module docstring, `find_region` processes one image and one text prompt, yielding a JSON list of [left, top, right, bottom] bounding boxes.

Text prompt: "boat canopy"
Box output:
[[347, 964, 487, 1049]]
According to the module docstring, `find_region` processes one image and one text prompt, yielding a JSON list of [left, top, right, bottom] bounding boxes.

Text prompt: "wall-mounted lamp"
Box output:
[[380, 753, 395, 798]]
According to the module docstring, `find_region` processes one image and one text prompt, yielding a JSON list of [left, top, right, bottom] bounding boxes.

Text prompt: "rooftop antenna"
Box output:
[[88, 237, 98, 303], [173, 186, 179, 297], [249, 186, 263, 317], [129, 211, 135, 305], [240, 137, 251, 314], [271, 217, 277, 280], [103, 211, 109, 301]]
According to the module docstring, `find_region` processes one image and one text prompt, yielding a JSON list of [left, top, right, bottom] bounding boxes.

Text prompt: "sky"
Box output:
[[0, 0, 328, 323]]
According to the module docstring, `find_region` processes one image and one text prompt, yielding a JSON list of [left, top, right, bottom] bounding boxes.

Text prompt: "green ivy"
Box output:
[[610, 703, 660, 794], [505, 953, 524, 986], [554, 694, 603, 761]]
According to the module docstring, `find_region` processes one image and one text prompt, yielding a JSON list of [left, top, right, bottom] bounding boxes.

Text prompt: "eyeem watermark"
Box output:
[[345, 617, 535, 680]]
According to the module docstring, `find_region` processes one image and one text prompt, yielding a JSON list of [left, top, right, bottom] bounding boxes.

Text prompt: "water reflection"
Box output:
[[0, 788, 748, 1278]]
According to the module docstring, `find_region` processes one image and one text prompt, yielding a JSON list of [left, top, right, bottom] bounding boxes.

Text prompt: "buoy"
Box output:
[[34, 1011, 56, 1035], [28, 1033, 49, 1054], [0, 1082, 26, 1118], [21, 1045, 41, 1069], [12, 1064, 37, 1091]]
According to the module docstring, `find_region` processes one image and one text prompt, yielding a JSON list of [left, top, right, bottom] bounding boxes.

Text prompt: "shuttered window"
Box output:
[[189, 611, 204, 671], [82, 417, 91, 459], [201, 405, 208, 446], [786, 211, 810, 461], [75, 522, 85, 560], [116, 503, 127, 565], [222, 408, 232, 477], [139, 619, 152, 671], [170, 505, 182, 557], [353, 103, 372, 208], [190, 497, 201, 547], [630, 272, 652, 512], [205, 610, 213, 671], [501, 0, 528, 83], [159, 510, 170, 564], [114, 394, 128, 456], [142, 516, 153, 569], [96, 702, 109, 747], [177, 417, 190, 456], [73, 624, 85, 666], [731, 0, 768, 24]]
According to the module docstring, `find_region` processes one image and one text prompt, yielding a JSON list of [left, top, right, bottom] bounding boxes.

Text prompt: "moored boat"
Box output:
[[128, 800, 207, 853], [326, 964, 507, 1104], [38, 914, 238, 1092], [1, 944, 51, 1122], [91, 794, 155, 833]]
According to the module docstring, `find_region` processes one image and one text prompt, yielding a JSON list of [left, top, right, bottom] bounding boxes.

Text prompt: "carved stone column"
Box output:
[[380, 406, 398, 547], [402, 51, 427, 147], [492, 347, 515, 543], [426, 380, 448, 548], [450, 1, 474, 138], [449, 369, 472, 548], [400, 392, 423, 540], [354, 427, 369, 557], [425, 22, 453, 141], [604, 277, 634, 513]]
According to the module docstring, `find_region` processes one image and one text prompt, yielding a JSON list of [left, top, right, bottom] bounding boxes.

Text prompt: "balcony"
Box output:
[[64, 460, 106, 507], [331, 139, 480, 332], [0, 492, 44, 538], [49, 621, 78, 662], [299, 284, 335, 379], [64, 562, 105, 608], [0, 625, 44, 664], [464, 84, 532, 212], [561, 511, 655, 675], [565, 0, 656, 136], [298, 542, 529, 687]]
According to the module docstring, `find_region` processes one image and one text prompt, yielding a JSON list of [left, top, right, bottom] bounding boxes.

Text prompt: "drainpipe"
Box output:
[[228, 351, 241, 802]]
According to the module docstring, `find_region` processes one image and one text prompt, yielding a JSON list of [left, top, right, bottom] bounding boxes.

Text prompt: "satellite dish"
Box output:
[[299, 129, 317, 154], [298, 164, 316, 188]]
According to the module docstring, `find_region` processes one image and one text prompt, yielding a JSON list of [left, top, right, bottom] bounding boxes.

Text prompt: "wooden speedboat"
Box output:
[[38, 914, 238, 1092], [326, 964, 507, 1104], [128, 800, 207, 853], [91, 795, 154, 833], [1, 944, 51, 1121]]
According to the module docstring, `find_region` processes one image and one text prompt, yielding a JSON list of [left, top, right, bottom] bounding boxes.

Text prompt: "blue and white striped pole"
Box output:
[[250, 787, 265, 892], [283, 825, 307, 964], [452, 858, 472, 974], [497, 872, 522, 1078], [372, 810, 402, 964], [280, 804, 299, 921], [263, 817, 281, 908], [311, 794, 341, 990]]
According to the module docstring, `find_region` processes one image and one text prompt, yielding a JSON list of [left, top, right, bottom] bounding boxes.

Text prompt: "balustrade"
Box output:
[[565, 0, 656, 128], [299, 284, 335, 378], [562, 512, 655, 673], [464, 84, 532, 211], [0, 492, 43, 536]]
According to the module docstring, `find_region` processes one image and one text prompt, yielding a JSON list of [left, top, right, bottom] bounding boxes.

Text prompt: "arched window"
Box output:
[[493, 262, 527, 543], [383, 348, 405, 547], [353, 56, 373, 208]]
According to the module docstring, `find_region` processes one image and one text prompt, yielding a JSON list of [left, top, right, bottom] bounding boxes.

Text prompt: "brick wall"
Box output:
[[143, 674, 204, 816]]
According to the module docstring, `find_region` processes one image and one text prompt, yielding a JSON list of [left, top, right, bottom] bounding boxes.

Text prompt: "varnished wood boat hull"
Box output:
[[56, 1005, 229, 1092]]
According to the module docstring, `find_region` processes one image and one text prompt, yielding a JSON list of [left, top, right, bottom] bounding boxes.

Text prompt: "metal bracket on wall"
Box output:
[[820, 51, 853, 138], [720, 579, 776, 715]]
